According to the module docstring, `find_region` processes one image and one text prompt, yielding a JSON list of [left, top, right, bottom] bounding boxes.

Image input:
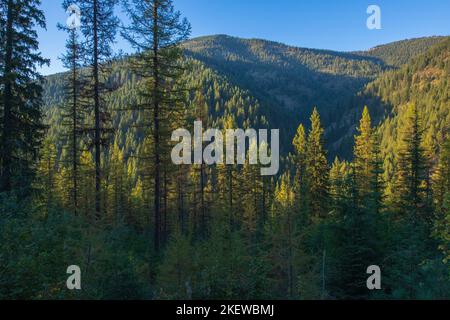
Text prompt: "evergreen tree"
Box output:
[[122, 0, 190, 251], [354, 106, 374, 203], [57, 0, 86, 215], [0, 0, 48, 196], [394, 104, 429, 224], [78, 0, 119, 217]]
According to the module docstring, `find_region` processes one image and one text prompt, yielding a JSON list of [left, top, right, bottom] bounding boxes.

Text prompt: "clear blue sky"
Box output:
[[38, 0, 450, 75]]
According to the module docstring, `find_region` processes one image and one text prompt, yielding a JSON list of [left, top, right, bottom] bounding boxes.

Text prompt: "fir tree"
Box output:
[[0, 0, 48, 196]]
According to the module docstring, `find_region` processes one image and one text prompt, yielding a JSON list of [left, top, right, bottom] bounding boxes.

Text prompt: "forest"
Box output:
[[1, 0, 449, 300]]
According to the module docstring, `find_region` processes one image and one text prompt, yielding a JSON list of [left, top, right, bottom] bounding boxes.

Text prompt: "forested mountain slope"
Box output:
[[183, 35, 386, 154], [355, 36, 446, 67], [323, 36, 450, 159], [368, 37, 450, 184], [4, 0, 450, 301], [43, 58, 270, 158], [183, 35, 450, 158], [331, 37, 450, 163], [9, 23, 450, 299], [43, 35, 449, 160]]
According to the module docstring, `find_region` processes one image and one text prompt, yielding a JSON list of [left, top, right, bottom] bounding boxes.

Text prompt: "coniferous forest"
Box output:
[[1, 0, 450, 300]]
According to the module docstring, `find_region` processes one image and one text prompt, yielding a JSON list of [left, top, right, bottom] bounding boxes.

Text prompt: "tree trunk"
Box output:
[[71, 30, 79, 216], [153, 1, 161, 252], [1, 0, 14, 193], [93, 0, 101, 218]]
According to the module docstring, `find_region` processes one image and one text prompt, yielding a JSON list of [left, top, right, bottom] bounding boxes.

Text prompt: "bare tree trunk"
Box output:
[[71, 30, 79, 216], [152, 1, 161, 252], [93, 0, 101, 218]]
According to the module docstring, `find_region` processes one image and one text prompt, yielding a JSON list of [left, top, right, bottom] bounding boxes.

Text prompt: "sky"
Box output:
[[38, 0, 450, 75]]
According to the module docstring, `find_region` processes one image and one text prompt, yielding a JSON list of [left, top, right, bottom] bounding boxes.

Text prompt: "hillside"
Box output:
[[43, 35, 449, 160], [356, 36, 446, 67], [4, 0, 450, 300], [319, 36, 450, 159], [368, 37, 450, 182], [183, 35, 387, 154]]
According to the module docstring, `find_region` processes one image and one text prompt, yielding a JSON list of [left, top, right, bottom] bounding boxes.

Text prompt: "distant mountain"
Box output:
[[183, 35, 388, 155], [182, 35, 449, 158], [43, 35, 450, 161]]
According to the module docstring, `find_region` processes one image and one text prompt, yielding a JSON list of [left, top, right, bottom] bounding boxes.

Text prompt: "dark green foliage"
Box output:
[[0, 196, 152, 299], [355, 36, 446, 67], [0, 0, 48, 196], [1, 0, 450, 299]]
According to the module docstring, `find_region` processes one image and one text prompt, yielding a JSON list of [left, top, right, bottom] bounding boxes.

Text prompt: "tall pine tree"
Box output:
[[78, 0, 119, 217], [0, 0, 48, 197], [122, 0, 190, 251]]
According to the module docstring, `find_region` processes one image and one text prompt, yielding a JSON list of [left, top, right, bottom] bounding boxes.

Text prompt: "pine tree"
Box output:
[[122, 0, 191, 251], [78, 0, 119, 217], [388, 104, 434, 299], [58, 1, 85, 215], [0, 0, 48, 196]]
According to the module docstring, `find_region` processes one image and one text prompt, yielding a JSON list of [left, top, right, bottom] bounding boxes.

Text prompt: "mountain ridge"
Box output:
[[43, 34, 450, 160]]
